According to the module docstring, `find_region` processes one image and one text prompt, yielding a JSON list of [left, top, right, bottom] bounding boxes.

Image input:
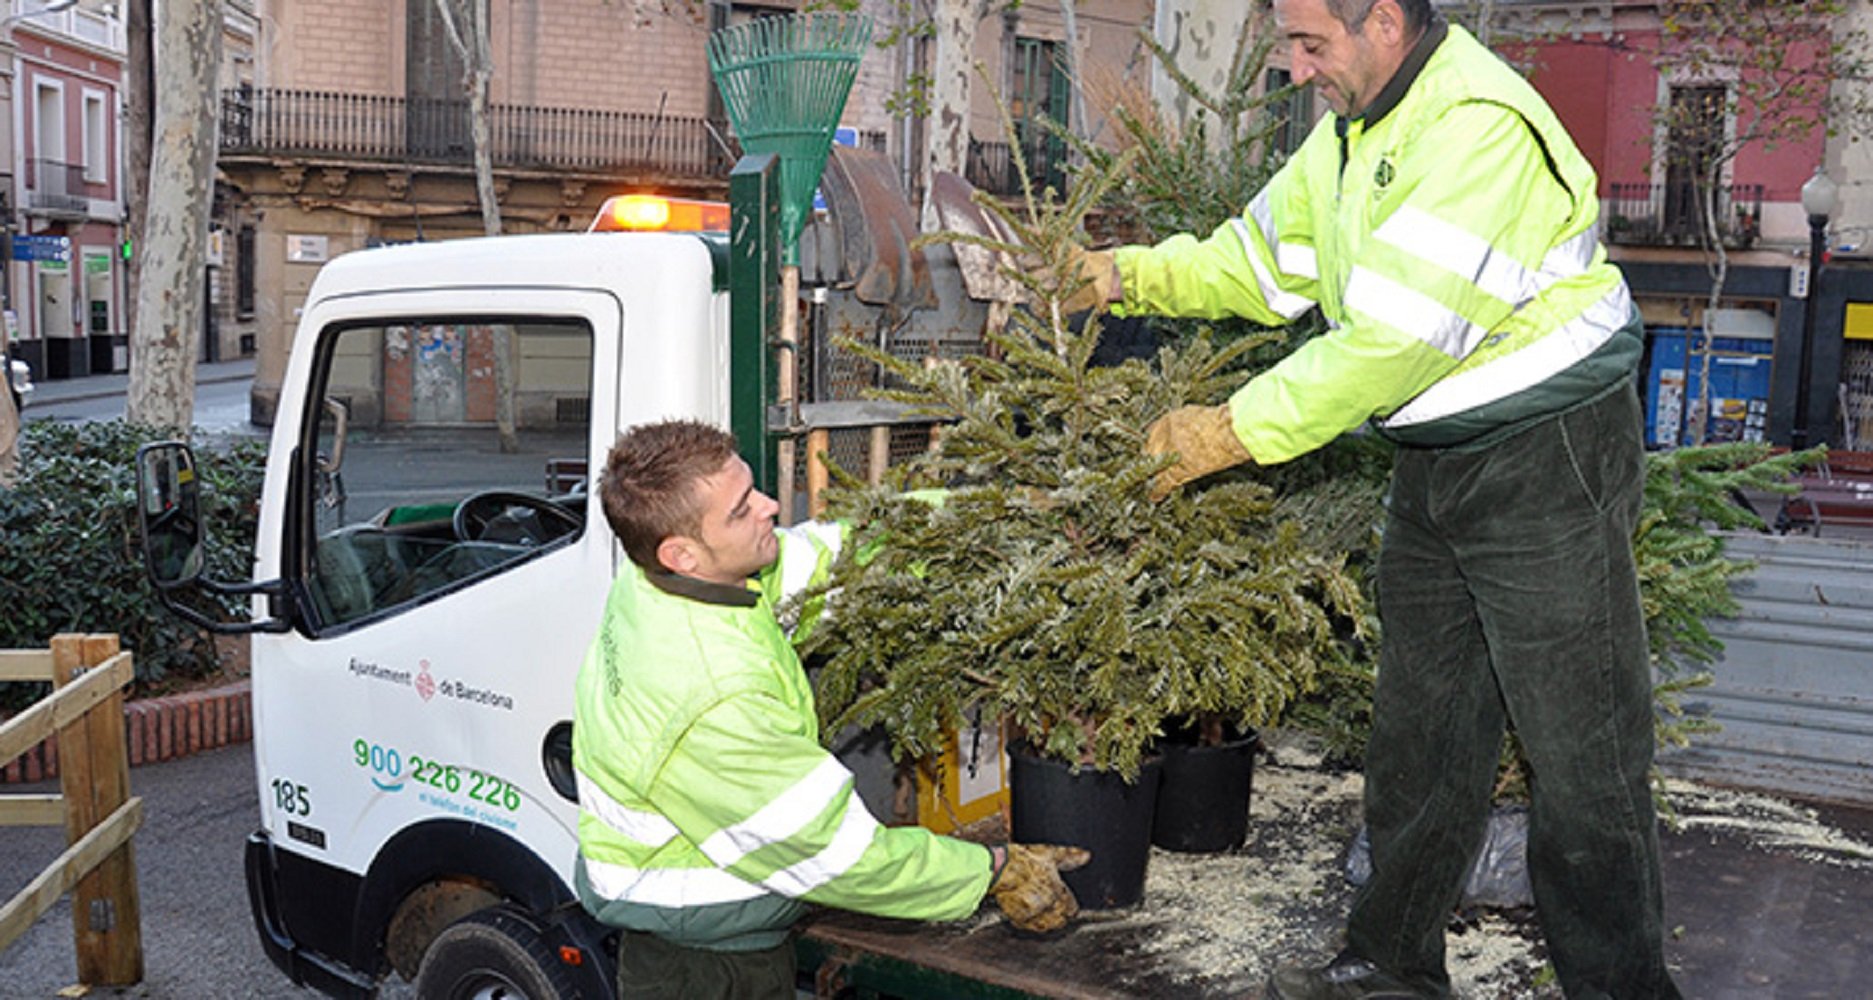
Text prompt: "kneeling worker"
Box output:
[[573, 419, 1086, 999]]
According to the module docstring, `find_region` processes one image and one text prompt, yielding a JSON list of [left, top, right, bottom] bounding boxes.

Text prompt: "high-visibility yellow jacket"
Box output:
[[1116, 20, 1639, 462], [572, 523, 991, 952]]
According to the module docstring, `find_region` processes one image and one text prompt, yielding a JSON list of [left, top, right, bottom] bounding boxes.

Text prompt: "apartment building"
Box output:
[[1, 0, 124, 382], [220, 0, 1163, 423], [1467, 0, 1873, 448]]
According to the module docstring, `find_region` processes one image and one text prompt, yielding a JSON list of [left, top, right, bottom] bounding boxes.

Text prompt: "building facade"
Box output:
[[1470, 0, 1873, 449], [222, 0, 1159, 424], [3, 0, 124, 383]]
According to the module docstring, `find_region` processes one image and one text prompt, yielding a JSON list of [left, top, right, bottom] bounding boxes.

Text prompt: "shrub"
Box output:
[[0, 420, 264, 707]]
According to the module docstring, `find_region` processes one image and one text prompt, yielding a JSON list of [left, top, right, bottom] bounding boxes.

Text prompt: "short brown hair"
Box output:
[[598, 420, 739, 571], [1327, 0, 1431, 32]]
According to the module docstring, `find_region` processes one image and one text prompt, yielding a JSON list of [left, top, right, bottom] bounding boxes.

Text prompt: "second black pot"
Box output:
[[1151, 725, 1259, 853], [1008, 744, 1161, 909]]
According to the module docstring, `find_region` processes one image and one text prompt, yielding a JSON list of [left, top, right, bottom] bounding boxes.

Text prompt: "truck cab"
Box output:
[[143, 229, 730, 996]]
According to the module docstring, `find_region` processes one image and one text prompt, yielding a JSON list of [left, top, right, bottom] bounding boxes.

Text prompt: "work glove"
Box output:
[[1144, 404, 1253, 501], [1026, 244, 1118, 315], [990, 843, 1091, 934]]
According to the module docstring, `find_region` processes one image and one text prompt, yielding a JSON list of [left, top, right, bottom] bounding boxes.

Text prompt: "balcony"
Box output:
[[219, 88, 730, 178], [1604, 182, 1764, 250], [966, 137, 1067, 198], [26, 158, 92, 219]]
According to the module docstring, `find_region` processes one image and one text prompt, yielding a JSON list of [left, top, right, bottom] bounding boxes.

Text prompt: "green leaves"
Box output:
[[0, 421, 263, 707]]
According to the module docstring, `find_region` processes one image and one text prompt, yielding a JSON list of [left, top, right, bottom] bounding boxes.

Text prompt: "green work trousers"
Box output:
[[616, 930, 796, 1000], [1346, 381, 1681, 999]]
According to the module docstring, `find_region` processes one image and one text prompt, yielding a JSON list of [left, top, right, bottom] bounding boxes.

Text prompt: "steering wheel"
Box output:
[[452, 490, 582, 546]]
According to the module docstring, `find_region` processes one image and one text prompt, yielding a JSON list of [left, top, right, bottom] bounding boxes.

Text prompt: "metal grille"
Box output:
[[793, 425, 937, 497], [556, 396, 591, 426], [1840, 341, 1873, 451]]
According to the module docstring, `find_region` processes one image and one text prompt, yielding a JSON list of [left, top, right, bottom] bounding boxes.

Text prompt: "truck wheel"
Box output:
[[412, 906, 580, 1000]]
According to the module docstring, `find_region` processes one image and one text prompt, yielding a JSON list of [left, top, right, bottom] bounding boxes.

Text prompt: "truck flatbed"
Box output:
[[795, 744, 1873, 999]]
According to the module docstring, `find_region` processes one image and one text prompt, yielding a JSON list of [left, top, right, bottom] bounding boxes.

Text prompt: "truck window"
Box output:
[[302, 319, 593, 628]]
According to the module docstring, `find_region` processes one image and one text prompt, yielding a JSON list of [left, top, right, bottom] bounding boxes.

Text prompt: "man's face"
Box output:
[[673, 454, 780, 585], [1275, 0, 1399, 118]]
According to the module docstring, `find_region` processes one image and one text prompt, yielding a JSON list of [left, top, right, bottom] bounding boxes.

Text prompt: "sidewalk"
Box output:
[[20, 355, 256, 409]]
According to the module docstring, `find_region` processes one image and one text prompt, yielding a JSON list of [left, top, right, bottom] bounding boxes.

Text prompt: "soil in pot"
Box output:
[[1008, 743, 1162, 909], [1152, 721, 1259, 853]]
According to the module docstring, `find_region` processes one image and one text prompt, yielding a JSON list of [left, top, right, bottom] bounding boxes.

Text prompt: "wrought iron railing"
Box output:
[[219, 88, 730, 177], [966, 137, 1067, 198], [1604, 182, 1764, 249], [26, 158, 89, 215]]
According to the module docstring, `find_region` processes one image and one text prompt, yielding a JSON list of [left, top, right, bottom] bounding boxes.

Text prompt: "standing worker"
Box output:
[[1062, 0, 1677, 997], [573, 419, 1087, 999]]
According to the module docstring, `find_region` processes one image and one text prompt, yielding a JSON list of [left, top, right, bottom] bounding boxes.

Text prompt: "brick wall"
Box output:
[[268, 0, 401, 95], [504, 5, 711, 116], [2, 681, 253, 784], [261, 0, 712, 116]]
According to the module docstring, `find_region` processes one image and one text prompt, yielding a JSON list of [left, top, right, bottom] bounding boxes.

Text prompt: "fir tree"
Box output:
[[797, 138, 1365, 782]]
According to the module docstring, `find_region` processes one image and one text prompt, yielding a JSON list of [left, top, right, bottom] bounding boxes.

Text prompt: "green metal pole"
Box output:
[[729, 153, 780, 496]]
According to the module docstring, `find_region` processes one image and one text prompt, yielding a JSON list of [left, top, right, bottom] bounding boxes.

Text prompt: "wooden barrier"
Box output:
[[0, 634, 145, 985]]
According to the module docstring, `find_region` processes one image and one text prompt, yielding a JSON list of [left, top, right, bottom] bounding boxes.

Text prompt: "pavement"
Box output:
[[19, 356, 257, 410]]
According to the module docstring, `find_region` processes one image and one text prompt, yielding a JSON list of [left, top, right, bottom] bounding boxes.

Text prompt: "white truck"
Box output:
[[134, 153, 998, 998]]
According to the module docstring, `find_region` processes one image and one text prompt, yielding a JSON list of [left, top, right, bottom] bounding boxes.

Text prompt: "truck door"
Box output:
[[248, 292, 620, 962]]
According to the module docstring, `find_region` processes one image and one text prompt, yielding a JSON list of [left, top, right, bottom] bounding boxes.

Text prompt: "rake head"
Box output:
[[708, 12, 873, 265]]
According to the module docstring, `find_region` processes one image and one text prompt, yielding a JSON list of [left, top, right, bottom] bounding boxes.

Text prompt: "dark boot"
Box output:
[[1266, 952, 1436, 999]]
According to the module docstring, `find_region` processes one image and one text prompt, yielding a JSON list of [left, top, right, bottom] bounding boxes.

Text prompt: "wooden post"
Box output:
[[806, 428, 830, 518], [778, 265, 801, 525], [867, 426, 891, 486], [50, 634, 143, 986]]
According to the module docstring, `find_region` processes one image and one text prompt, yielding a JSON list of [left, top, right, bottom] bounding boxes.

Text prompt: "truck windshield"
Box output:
[[302, 318, 594, 628]]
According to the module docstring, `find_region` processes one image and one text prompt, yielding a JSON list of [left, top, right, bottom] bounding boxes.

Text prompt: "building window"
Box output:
[[1012, 37, 1068, 192], [1663, 83, 1726, 242], [35, 81, 65, 164], [405, 2, 470, 161], [83, 91, 107, 184], [1266, 68, 1314, 156], [235, 225, 256, 320]]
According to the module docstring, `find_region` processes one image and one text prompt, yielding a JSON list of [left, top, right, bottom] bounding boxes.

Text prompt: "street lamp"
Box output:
[[1793, 165, 1841, 449]]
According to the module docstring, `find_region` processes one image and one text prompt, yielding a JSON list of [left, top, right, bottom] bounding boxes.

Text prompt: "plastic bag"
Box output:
[[1343, 805, 1533, 910]]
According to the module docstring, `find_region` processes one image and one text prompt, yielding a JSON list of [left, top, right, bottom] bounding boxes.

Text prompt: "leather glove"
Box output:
[[1144, 404, 1253, 501], [1027, 244, 1118, 315], [990, 842, 1091, 934]]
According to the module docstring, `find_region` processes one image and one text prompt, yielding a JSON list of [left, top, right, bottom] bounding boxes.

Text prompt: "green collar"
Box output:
[[644, 569, 760, 608]]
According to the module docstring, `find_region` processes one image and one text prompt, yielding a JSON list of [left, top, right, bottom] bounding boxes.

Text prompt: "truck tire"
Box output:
[[412, 906, 581, 1000]]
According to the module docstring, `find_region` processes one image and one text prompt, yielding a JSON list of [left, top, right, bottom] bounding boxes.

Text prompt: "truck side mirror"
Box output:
[[136, 442, 207, 587]]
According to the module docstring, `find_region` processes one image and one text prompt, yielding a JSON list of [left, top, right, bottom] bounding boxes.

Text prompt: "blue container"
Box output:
[[1646, 328, 1774, 446]]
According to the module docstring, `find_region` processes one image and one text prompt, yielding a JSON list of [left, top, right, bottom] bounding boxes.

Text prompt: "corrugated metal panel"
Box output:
[[1660, 532, 1873, 805]]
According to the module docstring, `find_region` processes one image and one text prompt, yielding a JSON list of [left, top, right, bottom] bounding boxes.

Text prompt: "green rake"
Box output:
[[708, 11, 872, 266], [709, 11, 871, 522]]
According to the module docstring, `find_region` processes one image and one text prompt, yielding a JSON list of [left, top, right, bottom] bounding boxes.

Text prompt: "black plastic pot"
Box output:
[[1008, 744, 1161, 909], [1151, 725, 1259, 853]]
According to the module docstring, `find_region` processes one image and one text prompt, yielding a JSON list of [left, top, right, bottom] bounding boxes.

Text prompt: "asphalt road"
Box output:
[[0, 745, 323, 999], [23, 374, 263, 442]]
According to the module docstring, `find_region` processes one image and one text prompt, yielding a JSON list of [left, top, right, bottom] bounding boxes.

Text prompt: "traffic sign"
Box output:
[[11, 234, 71, 263]]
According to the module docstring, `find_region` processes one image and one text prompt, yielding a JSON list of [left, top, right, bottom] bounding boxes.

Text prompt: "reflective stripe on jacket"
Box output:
[[572, 523, 991, 951], [1115, 21, 1639, 461]]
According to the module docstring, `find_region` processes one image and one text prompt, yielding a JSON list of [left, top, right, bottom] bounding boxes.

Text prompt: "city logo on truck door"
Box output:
[[346, 655, 515, 712]]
